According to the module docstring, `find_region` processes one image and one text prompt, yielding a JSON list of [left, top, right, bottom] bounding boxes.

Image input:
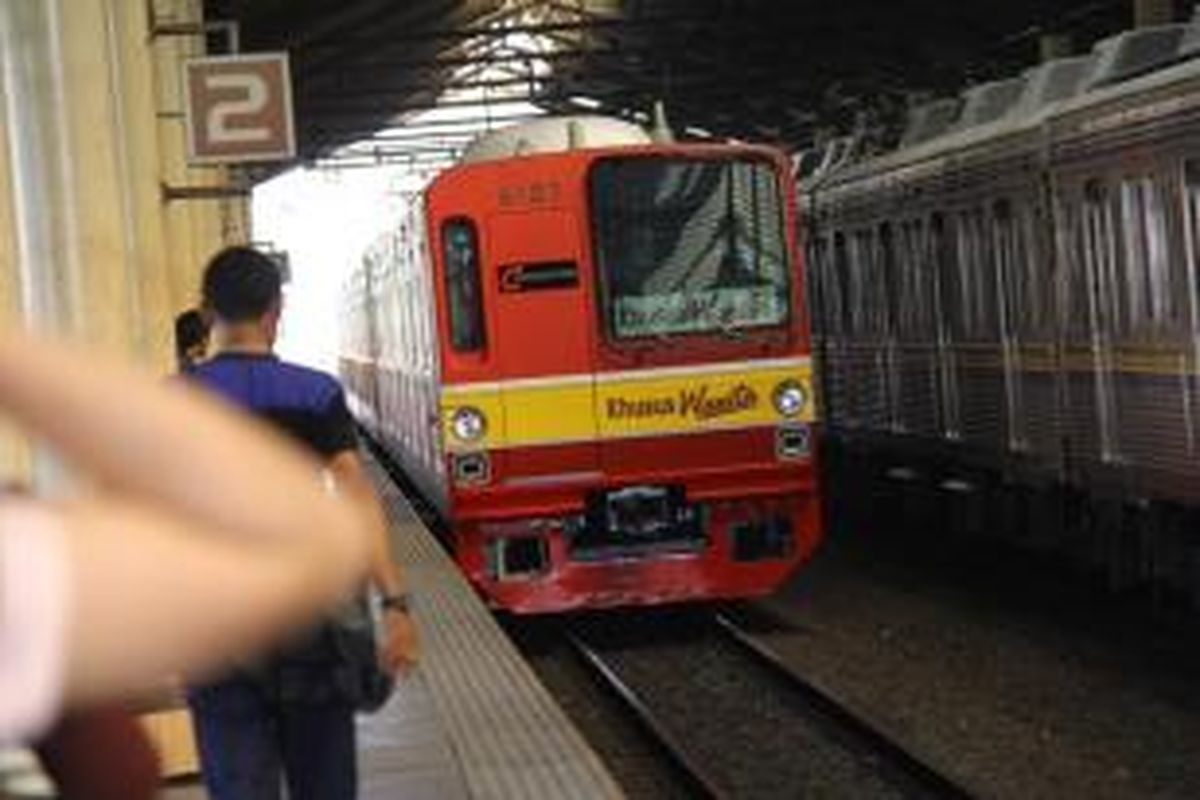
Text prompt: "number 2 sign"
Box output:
[[184, 53, 295, 164]]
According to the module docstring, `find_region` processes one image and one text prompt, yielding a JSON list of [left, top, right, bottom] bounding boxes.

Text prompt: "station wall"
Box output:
[[0, 0, 249, 485]]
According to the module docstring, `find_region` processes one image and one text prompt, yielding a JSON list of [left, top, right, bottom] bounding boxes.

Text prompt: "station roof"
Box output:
[[203, 0, 1136, 162]]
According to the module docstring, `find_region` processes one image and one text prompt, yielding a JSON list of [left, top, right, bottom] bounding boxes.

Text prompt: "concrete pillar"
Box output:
[[109, 0, 177, 365], [0, 0, 85, 340], [54, 0, 155, 357], [1039, 33, 1073, 62], [0, 0, 94, 487], [1134, 0, 1176, 26], [0, 59, 34, 480], [0, 0, 189, 357]]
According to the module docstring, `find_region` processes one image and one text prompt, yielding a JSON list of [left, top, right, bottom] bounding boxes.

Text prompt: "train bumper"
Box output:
[[457, 490, 821, 614]]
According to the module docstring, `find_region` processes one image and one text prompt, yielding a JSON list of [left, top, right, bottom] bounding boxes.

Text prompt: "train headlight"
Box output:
[[773, 381, 807, 418], [451, 406, 487, 442]]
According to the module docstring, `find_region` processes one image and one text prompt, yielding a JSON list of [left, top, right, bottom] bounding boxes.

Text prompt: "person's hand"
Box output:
[[380, 609, 419, 674]]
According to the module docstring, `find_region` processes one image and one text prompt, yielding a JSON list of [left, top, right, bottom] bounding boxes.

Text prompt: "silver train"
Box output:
[[803, 13, 1200, 598]]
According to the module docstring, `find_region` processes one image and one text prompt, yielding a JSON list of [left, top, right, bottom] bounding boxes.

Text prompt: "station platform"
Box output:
[[1, 459, 623, 799]]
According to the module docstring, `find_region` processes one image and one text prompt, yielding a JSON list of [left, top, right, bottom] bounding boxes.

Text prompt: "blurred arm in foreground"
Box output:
[[0, 332, 370, 741]]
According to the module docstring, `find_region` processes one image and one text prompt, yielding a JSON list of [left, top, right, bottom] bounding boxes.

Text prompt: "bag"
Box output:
[[329, 590, 395, 713]]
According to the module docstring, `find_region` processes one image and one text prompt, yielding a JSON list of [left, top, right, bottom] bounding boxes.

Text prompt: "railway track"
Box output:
[[565, 628, 732, 800], [712, 611, 974, 799], [562, 609, 974, 800]]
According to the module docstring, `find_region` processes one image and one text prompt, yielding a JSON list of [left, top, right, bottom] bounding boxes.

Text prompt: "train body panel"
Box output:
[[345, 124, 820, 613], [804, 18, 1200, 593]]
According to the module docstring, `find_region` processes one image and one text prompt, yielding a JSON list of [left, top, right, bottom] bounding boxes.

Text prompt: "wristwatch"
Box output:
[[381, 593, 412, 614]]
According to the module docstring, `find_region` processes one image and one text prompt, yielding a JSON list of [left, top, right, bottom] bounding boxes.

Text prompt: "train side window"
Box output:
[[992, 199, 1032, 340], [930, 213, 960, 340], [1147, 177, 1172, 328], [1119, 174, 1176, 335], [1020, 204, 1050, 340], [896, 222, 915, 337], [1082, 180, 1120, 335], [849, 229, 875, 335], [957, 207, 997, 341], [833, 231, 851, 335], [1119, 179, 1149, 333], [956, 210, 975, 338], [806, 234, 829, 334], [441, 218, 486, 352], [992, 201, 1012, 339], [1183, 161, 1200, 321], [1056, 193, 1088, 339], [896, 219, 929, 339], [877, 223, 899, 337]]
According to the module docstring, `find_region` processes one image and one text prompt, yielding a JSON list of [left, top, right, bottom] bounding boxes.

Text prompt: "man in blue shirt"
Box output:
[[187, 246, 418, 800]]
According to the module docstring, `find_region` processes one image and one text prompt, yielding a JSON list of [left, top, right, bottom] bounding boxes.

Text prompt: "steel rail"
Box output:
[[712, 612, 976, 800], [563, 629, 732, 800]]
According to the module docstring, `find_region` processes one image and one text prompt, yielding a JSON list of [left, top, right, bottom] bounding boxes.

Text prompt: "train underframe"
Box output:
[[820, 430, 1200, 606], [450, 479, 821, 614]]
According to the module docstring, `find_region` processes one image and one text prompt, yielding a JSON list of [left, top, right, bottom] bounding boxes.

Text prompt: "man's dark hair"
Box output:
[[202, 246, 282, 323], [174, 308, 209, 363]]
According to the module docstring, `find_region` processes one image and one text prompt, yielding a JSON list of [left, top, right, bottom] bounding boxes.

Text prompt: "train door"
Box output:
[[486, 208, 600, 483]]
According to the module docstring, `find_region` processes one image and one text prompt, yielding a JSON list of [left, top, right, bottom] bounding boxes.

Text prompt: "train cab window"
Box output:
[[591, 157, 790, 339], [441, 218, 486, 352]]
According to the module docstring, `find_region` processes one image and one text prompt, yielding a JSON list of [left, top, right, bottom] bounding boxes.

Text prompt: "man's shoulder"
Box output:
[[273, 359, 344, 396], [186, 359, 225, 384], [190, 355, 344, 406]]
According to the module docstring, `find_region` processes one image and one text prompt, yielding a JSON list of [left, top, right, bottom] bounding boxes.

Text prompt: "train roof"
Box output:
[[459, 115, 653, 164], [809, 8, 1200, 191]]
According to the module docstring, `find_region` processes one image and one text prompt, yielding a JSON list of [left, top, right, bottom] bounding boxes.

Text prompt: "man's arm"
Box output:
[[328, 449, 419, 673]]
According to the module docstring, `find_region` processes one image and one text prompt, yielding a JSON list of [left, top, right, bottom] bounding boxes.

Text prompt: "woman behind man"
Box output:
[[175, 308, 210, 372]]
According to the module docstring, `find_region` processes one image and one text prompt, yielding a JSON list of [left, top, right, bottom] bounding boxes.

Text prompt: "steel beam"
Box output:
[[304, 13, 708, 50]]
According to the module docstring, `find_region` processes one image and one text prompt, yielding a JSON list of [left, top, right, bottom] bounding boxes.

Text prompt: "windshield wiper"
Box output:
[[716, 321, 749, 341], [652, 330, 689, 347]]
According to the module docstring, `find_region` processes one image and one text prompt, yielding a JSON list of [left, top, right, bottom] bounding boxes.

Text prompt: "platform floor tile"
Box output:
[[371, 460, 624, 800]]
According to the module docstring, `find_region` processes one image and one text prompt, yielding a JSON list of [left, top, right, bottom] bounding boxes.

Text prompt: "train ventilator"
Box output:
[[342, 116, 821, 613]]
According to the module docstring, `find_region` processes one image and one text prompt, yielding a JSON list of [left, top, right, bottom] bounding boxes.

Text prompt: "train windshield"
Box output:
[[591, 156, 791, 339]]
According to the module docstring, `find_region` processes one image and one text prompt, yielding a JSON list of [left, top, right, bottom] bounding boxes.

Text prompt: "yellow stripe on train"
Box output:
[[440, 358, 815, 451]]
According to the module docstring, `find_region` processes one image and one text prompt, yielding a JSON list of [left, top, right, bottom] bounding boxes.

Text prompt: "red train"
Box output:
[[341, 116, 820, 613]]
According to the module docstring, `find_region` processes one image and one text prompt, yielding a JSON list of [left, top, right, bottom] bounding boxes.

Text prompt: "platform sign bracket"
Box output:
[[160, 182, 251, 203]]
